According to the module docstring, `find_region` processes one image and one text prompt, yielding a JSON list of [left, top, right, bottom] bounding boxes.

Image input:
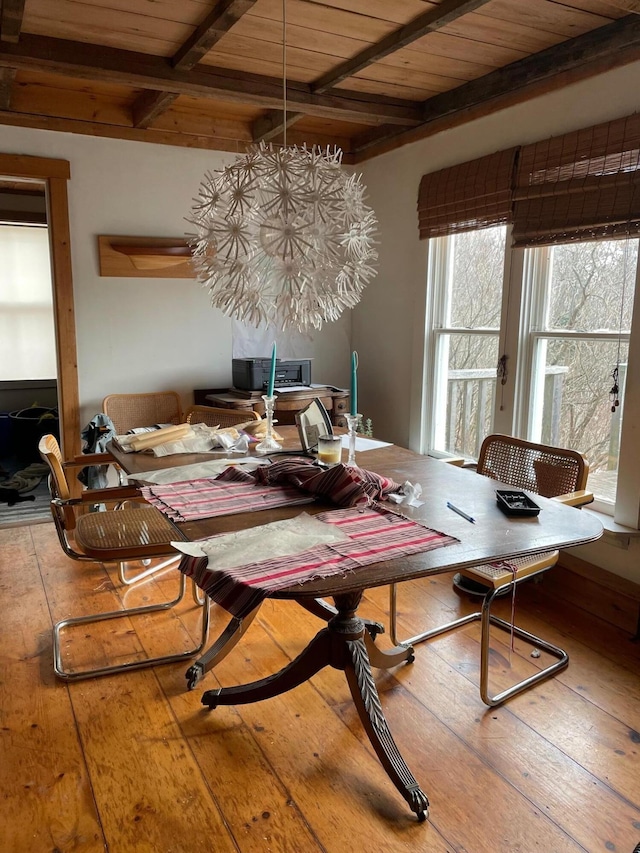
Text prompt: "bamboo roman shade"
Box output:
[[417, 112, 640, 247], [417, 149, 518, 240]]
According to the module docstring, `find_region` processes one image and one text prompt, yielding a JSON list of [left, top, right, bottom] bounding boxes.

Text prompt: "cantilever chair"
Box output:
[[38, 434, 210, 681], [103, 390, 183, 435], [185, 404, 262, 429], [390, 434, 592, 706]]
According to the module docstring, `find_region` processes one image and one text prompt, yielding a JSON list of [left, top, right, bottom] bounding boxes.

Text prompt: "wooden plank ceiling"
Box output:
[[0, 0, 639, 163]]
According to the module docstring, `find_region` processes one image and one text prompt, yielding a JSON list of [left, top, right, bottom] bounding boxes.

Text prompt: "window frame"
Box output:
[[423, 228, 640, 527]]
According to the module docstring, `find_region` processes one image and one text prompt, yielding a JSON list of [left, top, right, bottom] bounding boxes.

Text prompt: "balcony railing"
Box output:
[[445, 366, 568, 459]]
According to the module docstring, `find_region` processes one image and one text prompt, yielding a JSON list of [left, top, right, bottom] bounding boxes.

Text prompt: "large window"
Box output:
[[426, 230, 638, 515]]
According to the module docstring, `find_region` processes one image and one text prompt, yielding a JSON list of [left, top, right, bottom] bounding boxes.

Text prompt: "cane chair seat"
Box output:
[[38, 433, 209, 682], [389, 434, 592, 706], [459, 552, 559, 588], [74, 506, 181, 561]]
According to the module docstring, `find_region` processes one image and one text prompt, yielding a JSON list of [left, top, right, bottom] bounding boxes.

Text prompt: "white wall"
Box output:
[[357, 60, 640, 583], [0, 127, 352, 427]]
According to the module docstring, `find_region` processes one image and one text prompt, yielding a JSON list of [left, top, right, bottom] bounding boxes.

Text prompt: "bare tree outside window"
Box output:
[[534, 239, 636, 482]]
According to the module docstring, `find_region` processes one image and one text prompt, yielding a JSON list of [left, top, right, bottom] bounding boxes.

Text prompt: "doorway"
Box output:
[[0, 154, 80, 519], [0, 182, 60, 522]]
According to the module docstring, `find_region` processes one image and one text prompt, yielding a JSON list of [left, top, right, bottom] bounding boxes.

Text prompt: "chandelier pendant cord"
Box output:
[[282, 0, 287, 149]]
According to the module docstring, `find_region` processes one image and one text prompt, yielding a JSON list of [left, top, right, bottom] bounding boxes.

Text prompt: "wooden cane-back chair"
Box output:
[[38, 434, 209, 681], [389, 434, 592, 706], [185, 404, 261, 429], [103, 391, 183, 434]]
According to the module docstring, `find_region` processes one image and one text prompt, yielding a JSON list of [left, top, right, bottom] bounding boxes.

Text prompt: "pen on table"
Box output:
[[446, 501, 475, 524]]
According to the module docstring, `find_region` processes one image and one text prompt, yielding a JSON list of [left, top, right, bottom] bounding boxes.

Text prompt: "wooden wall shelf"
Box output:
[[98, 235, 196, 278]]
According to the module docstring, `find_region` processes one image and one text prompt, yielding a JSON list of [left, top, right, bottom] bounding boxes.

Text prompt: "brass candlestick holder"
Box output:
[[345, 413, 361, 467], [255, 395, 282, 454]]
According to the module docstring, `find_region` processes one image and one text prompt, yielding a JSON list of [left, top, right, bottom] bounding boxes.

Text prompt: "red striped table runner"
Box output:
[[179, 505, 458, 616], [140, 478, 314, 522]]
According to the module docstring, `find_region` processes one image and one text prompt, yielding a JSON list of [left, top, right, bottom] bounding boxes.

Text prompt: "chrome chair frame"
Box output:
[[39, 434, 209, 681], [389, 433, 592, 706]]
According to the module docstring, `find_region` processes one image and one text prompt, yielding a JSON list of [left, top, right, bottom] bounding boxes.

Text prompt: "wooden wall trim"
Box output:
[[0, 152, 80, 463], [46, 175, 80, 460], [0, 152, 70, 179]]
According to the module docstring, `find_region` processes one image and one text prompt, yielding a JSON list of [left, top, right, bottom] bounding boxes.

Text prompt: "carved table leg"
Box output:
[[201, 589, 428, 820], [300, 597, 385, 638], [363, 630, 415, 669], [332, 593, 428, 821], [185, 604, 261, 690], [201, 630, 332, 709]]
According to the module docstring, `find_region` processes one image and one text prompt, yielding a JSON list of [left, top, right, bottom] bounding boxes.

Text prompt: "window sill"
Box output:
[[583, 507, 640, 549]]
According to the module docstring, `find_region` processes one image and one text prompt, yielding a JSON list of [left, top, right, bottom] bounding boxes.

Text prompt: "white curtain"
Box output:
[[0, 225, 56, 380]]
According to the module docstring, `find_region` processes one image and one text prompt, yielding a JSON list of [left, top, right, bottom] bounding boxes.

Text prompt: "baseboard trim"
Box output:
[[547, 552, 640, 636]]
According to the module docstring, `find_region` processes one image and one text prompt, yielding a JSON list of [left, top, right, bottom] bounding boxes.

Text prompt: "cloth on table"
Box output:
[[215, 457, 401, 508], [140, 478, 315, 522], [173, 505, 458, 617], [140, 458, 402, 523]]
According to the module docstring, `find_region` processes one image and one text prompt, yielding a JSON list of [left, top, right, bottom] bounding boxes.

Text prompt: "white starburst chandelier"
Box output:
[[187, 2, 378, 332]]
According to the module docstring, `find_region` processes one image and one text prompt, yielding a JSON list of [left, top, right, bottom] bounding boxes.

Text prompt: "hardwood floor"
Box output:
[[2, 521, 640, 853]]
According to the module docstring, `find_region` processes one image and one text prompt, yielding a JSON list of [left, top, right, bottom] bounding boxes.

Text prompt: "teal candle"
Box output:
[[267, 342, 277, 396], [350, 351, 358, 415]]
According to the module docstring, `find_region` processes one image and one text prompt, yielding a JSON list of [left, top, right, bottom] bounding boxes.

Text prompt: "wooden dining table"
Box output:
[[109, 427, 603, 821]]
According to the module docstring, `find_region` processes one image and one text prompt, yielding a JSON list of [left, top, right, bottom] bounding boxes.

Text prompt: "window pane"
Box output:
[[0, 225, 56, 380], [547, 239, 636, 332], [450, 227, 506, 328], [531, 337, 628, 504], [433, 332, 499, 457]]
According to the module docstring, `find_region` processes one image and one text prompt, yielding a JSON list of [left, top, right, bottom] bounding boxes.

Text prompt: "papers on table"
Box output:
[[172, 512, 349, 572], [128, 457, 268, 485], [340, 435, 392, 451]]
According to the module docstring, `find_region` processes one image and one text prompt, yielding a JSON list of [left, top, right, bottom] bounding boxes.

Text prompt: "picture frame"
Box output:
[[295, 398, 333, 452]]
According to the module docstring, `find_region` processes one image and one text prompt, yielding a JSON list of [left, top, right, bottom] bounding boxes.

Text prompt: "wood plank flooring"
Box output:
[[1, 521, 640, 853]]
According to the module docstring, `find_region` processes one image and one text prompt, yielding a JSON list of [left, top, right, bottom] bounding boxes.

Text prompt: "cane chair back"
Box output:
[[390, 434, 592, 706], [185, 405, 261, 429], [103, 391, 183, 434], [477, 434, 588, 498], [38, 434, 209, 681]]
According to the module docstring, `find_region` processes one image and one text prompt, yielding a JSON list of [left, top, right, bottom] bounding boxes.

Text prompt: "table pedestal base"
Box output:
[[201, 591, 428, 821]]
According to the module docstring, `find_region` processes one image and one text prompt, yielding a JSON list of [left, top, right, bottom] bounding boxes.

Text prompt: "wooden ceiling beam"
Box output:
[[132, 0, 257, 130], [0, 35, 423, 126], [353, 14, 640, 158], [173, 0, 257, 71], [132, 90, 180, 129], [252, 109, 304, 143], [419, 14, 640, 125], [0, 66, 15, 109], [312, 0, 492, 95], [0, 0, 26, 44], [248, 0, 489, 139]]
